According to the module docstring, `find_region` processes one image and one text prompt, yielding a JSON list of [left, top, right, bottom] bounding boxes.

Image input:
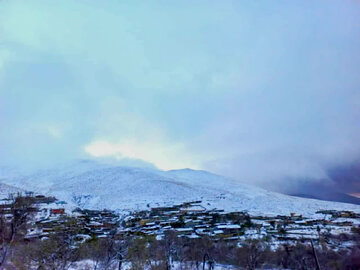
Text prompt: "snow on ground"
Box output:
[[1, 160, 360, 217], [69, 260, 237, 270]]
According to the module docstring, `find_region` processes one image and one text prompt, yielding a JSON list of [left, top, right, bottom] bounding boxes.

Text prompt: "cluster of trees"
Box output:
[[7, 231, 360, 270], [122, 233, 360, 270]]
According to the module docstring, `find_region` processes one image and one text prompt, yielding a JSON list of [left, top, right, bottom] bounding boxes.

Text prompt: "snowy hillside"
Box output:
[[0, 182, 23, 198], [1, 160, 360, 217]]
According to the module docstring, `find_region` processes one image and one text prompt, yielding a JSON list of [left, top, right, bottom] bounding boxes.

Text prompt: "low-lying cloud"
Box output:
[[1, 0, 360, 194]]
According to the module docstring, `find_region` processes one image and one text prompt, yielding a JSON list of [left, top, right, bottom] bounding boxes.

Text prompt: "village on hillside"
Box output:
[[1, 192, 358, 252]]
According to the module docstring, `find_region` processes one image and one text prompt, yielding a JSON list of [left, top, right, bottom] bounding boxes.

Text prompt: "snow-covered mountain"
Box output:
[[1, 160, 360, 217]]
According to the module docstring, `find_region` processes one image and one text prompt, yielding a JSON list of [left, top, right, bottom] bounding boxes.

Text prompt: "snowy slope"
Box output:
[[1, 160, 360, 217], [0, 182, 24, 199]]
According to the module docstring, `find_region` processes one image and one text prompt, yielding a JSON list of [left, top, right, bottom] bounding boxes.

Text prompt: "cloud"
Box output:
[[0, 0, 360, 191], [84, 139, 201, 171]]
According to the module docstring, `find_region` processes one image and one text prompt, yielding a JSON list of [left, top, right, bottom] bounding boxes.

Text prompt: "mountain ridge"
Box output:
[[1, 160, 360, 217]]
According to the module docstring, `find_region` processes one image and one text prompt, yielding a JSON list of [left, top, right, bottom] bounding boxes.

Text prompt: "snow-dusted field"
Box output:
[[1, 160, 360, 217]]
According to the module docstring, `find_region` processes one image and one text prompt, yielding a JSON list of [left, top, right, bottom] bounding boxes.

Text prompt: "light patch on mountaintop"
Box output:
[[84, 140, 202, 171]]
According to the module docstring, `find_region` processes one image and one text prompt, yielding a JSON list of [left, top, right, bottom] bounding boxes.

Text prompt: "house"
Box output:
[[175, 228, 193, 236], [51, 208, 65, 215], [216, 224, 241, 234]]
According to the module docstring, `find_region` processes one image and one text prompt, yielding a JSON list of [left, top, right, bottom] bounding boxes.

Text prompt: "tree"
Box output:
[[0, 193, 34, 268], [126, 236, 151, 270], [236, 240, 268, 270]]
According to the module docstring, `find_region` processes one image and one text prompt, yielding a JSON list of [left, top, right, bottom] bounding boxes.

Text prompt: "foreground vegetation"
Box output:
[[6, 232, 360, 269]]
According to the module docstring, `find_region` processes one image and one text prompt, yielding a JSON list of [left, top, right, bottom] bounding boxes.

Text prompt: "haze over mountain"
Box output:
[[273, 162, 360, 205], [1, 1, 359, 202]]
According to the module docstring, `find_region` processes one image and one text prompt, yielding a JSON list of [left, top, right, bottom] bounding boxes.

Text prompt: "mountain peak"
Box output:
[[1, 161, 359, 217]]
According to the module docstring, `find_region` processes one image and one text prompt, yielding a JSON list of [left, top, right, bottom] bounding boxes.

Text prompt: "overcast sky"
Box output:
[[0, 0, 359, 187]]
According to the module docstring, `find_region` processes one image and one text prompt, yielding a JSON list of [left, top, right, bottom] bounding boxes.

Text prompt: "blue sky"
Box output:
[[0, 0, 359, 186]]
